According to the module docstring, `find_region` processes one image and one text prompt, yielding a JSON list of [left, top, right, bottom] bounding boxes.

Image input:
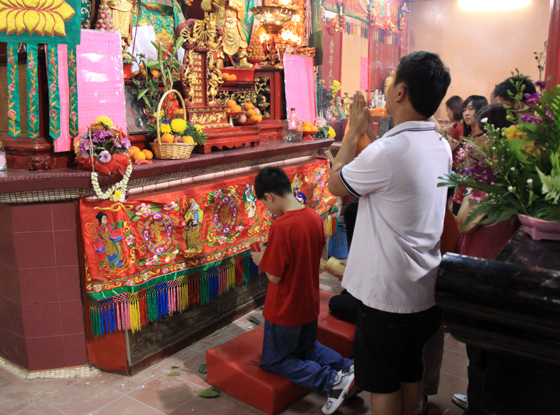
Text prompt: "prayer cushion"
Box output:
[[206, 325, 308, 414], [317, 291, 356, 358]]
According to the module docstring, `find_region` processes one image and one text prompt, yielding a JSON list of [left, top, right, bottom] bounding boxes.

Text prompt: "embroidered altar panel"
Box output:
[[80, 159, 335, 336]]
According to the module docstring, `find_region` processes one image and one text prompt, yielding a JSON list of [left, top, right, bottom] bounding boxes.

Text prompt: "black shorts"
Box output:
[[354, 303, 441, 394]]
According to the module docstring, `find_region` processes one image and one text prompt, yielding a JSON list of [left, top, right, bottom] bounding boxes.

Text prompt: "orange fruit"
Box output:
[[142, 149, 153, 159], [249, 115, 259, 123], [256, 115, 263, 122], [303, 125, 311, 132], [129, 146, 141, 156], [226, 99, 237, 108], [246, 109, 255, 117], [244, 102, 254, 110], [229, 74, 237, 81], [222, 73, 230, 81], [161, 133, 174, 143], [184, 136, 195, 144], [132, 151, 146, 160], [233, 105, 242, 112]]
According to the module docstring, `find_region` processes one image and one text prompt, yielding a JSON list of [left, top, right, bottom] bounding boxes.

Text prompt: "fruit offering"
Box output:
[[226, 99, 242, 113], [302, 122, 319, 134]]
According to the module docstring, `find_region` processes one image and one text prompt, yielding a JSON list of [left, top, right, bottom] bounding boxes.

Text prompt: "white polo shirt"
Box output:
[[339, 121, 452, 313]]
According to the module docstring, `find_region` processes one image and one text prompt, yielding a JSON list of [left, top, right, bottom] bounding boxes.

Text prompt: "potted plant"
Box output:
[[439, 72, 560, 240]]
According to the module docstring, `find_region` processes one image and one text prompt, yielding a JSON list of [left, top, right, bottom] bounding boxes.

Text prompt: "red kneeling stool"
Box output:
[[317, 291, 356, 358], [206, 325, 308, 414]]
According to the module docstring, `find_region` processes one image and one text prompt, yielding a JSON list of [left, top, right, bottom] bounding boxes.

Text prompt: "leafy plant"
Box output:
[[439, 71, 560, 223]]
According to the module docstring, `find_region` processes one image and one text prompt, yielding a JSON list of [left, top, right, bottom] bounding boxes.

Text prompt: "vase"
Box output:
[[517, 213, 560, 241]]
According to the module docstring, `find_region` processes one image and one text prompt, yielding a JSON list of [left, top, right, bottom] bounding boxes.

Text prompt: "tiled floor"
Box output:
[[0, 273, 468, 415]]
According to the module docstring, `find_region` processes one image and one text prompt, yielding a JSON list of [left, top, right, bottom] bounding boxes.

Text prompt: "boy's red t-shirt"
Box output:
[[259, 207, 325, 327]]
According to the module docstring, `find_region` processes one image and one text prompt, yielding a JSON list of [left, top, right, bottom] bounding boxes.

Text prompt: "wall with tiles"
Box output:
[[0, 201, 87, 371]]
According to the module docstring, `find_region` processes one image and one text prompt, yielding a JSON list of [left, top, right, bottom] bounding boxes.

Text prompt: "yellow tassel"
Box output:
[[130, 298, 140, 333], [180, 281, 189, 312]]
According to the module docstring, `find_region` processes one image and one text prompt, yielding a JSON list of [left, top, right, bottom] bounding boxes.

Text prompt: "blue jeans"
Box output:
[[261, 319, 353, 395]]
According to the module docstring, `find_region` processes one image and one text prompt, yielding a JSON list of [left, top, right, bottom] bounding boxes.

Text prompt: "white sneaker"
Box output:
[[322, 370, 355, 414], [452, 393, 468, 410]]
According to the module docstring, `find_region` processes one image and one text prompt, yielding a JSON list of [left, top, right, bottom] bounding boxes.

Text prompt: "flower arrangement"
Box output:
[[74, 116, 133, 202], [312, 125, 336, 139], [147, 92, 207, 145], [439, 72, 560, 225], [129, 37, 185, 118], [317, 79, 341, 113]]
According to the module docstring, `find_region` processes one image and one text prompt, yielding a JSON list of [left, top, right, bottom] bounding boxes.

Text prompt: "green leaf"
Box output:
[[196, 388, 220, 398], [168, 371, 181, 376], [114, 221, 124, 229], [248, 316, 261, 325], [137, 88, 149, 101], [198, 363, 207, 374]]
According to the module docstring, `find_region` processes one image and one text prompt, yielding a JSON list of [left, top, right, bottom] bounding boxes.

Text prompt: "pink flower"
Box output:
[[69, 59, 75, 67], [146, 255, 158, 266], [49, 58, 55, 65], [7, 110, 16, 118], [126, 280, 134, 286], [30, 88, 36, 95], [50, 110, 57, 118], [50, 84, 56, 92], [8, 57, 14, 64], [70, 111, 77, 120], [8, 84, 15, 91], [70, 86, 76, 94], [98, 150, 111, 163], [126, 235, 135, 245], [27, 61, 34, 69], [30, 114, 37, 122]]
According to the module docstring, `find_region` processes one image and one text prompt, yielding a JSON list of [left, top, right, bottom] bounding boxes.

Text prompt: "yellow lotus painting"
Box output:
[[0, 0, 80, 43]]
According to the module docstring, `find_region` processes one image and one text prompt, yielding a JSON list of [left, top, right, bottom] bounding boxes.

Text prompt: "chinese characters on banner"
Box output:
[[369, 28, 402, 93], [191, 52, 206, 106], [321, 23, 342, 88]]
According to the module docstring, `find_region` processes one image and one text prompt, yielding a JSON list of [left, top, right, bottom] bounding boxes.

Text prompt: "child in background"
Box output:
[[250, 166, 355, 415]]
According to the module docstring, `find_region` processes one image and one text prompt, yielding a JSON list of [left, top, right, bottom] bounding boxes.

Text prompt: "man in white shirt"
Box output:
[[328, 51, 452, 415]]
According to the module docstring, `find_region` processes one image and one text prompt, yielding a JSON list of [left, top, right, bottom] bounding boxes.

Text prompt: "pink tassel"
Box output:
[[123, 301, 130, 331]]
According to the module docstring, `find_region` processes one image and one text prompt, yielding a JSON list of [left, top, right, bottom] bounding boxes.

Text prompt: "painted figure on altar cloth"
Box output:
[[183, 199, 204, 254], [201, 0, 253, 68], [93, 212, 124, 268], [243, 182, 258, 219], [292, 174, 307, 206]]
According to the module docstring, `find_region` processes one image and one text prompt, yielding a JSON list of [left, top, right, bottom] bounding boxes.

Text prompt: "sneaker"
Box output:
[[322, 370, 355, 414], [452, 393, 468, 410]]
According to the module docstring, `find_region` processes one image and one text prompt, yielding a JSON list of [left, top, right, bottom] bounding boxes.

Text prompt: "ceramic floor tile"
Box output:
[[41, 377, 124, 415], [127, 373, 198, 414], [443, 333, 467, 354], [440, 349, 469, 378], [168, 394, 251, 415], [91, 394, 166, 415], [0, 386, 41, 413], [12, 398, 66, 415]]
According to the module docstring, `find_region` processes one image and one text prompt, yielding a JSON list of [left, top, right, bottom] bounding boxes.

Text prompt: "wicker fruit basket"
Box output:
[[150, 89, 196, 159]]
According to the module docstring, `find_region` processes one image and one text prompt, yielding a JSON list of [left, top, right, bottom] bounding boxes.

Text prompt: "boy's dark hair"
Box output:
[[446, 95, 464, 122], [492, 76, 536, 104], [393, 51, 451, 118], [462, 95, 488, 137], [254, 167, 292, 200], [477, 103, 513, 131]]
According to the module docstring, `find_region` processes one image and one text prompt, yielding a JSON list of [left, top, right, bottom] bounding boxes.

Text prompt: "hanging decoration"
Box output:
[[0, 0, 82, 139], [80, 159, 336, 336]]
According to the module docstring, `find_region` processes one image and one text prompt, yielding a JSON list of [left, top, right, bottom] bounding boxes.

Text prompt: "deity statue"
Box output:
[[201, 0, 253, 68], [343, 92, 351, 117], [105, 0, 135, 48], [384, 69, 395, 95]]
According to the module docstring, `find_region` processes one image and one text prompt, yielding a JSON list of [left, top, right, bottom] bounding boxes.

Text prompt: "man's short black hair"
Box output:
[[254, 167, 292, 200], [492, 76, 536, 104], [393, 51, 451, 118], [445, 95, 464, 122]]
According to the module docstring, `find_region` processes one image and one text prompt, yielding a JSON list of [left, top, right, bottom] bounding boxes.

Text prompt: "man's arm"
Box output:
[[328, 91, 372, 196], [265, 273, 281, 284]]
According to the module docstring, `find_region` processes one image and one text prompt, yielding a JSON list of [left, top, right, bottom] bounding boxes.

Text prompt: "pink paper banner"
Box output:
[[56, 30, 126, 152], [361, 56, 368, 90], [283, 54, 317, 125]]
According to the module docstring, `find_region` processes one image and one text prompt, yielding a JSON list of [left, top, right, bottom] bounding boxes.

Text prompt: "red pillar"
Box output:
[[545, 0, 560, 87]]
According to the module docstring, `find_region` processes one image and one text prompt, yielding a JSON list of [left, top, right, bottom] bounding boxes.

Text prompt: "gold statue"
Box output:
[[384, 69, 395, 95], [106, 0, 135, 48], [201, 0, 253, 68], [343, 92, 351, 117]]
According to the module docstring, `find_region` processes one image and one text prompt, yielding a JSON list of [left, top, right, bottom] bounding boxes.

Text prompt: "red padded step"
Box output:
[[206, 325, 308, 414], [317, 291, 356, 358]]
